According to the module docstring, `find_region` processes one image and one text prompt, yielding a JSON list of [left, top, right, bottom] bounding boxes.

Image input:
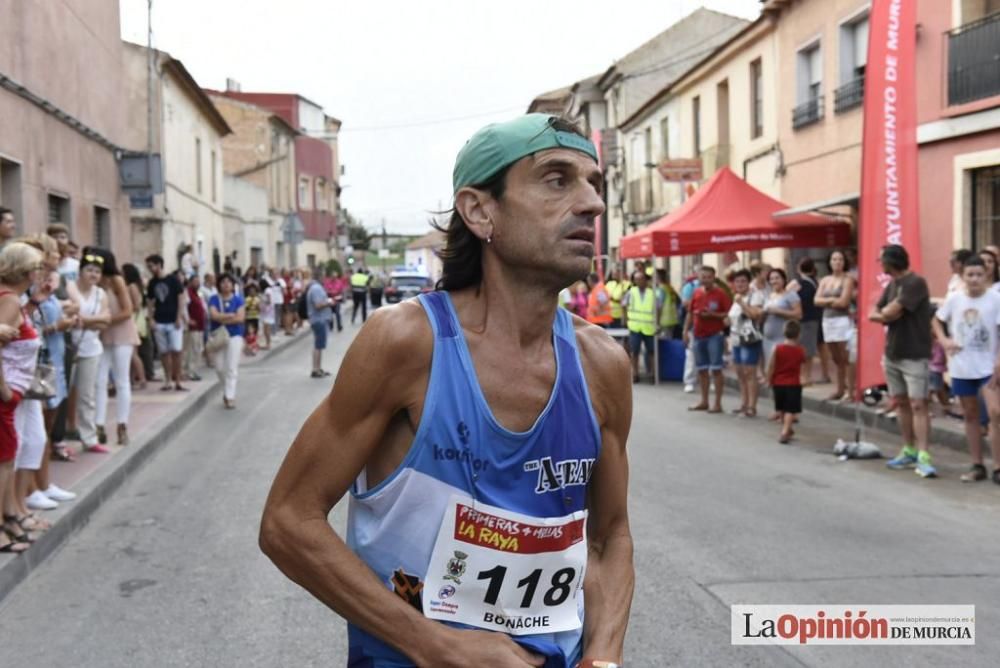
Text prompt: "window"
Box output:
[[307, 253, 317, 269], [316, 178, 327, 211], [797, 43, 823, 103], [0, 158, 22, 229], [836, 14, 868, 113], [211, 150, 217, 202], [841, 16, 868, 82], [298, 176, 312, 209], [47, 193, 70, 227], [692, 96, 701, 156], [750, 58, 764, 139], [794, 43, 824, 128], [195, 138, 203, 195], [250, 247, 263, 268], [659, 117, 670, 159], [94, 206, 111, 247], [971, 165, 1000, 250]]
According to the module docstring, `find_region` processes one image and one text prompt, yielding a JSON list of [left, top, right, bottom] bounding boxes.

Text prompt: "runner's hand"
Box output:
[[430, 629, 545, 667]]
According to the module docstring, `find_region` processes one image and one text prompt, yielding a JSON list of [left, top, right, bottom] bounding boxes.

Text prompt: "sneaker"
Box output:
[[915, 451, 937, 478], [887, 446, 918, 470], [683, 384, 695, 393], [43, 484, 76, 502], [960, 463, 987, 483], [86, 444, 111, 454], [26, 490, 58, 511]]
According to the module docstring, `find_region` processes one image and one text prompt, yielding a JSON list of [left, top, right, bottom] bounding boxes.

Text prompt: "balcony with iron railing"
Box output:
[[834, 77, 865, 113], [947, 11, 1000, 106], [792, 95, 824, 129]]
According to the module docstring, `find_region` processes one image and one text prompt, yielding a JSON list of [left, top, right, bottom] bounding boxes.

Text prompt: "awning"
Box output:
[[619, 167, 852, 259], [772, 192, 859, 219]]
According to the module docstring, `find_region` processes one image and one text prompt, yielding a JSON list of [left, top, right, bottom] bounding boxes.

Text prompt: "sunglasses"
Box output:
[[82, 254, 105, 265]]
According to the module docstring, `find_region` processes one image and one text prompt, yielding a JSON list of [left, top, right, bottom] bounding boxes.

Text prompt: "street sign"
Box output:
[[281, 213, 305, 245], [657, 158, 703, 183]]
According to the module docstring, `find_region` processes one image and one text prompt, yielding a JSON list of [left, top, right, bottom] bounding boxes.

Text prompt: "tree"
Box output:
[[341, 209, 371, 251]]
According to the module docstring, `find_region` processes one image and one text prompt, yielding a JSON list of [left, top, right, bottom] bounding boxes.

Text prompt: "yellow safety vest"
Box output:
[[607, 279, 628, 319], [350, 273, 369, 289], [626, 286, 656, 336], [658, 288, 679, 328]]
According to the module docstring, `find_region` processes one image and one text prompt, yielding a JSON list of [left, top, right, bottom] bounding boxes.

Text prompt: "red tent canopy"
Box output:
[[619, 167, 852, 259]]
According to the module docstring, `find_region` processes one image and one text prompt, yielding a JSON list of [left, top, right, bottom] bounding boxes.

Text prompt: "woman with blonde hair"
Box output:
[[15, 234, 76, 513], [0, 242, 44, 552]]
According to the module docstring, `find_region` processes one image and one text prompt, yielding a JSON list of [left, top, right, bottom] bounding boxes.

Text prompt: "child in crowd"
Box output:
[[244, 283, 261, 357], [767, 320, 806, 444]]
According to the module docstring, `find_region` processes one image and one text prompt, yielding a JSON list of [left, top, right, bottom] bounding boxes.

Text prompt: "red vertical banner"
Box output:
[[592, 129, 605, 281], [856, 0, 921, 394]]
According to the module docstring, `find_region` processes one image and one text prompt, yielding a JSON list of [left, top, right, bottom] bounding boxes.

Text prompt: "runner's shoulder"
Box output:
[[352, 300, 433, 371], [572, 317, 631, 409]]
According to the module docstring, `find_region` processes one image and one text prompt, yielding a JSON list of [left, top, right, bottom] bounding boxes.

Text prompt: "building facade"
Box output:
[[121, 43, 231, 273], [211, 90, 342, 268], [768, 0, 1000, 293], [600, 9, 750, 269], [916, 0, 1000, 292], [209, 93, 299, 269], [0, 0, 130, 254], [616, 15, 782, 280]]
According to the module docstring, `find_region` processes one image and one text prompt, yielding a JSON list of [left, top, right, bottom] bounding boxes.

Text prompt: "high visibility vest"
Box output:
[[626, 286, 656, 336], [586, 283, 613, 325], [658, 287, 679, 328], [350, 273, 369, 289], [607, 279, 628, 319]]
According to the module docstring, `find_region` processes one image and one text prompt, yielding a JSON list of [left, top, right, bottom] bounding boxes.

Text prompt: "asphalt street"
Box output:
[[1, 319, 998, 667]]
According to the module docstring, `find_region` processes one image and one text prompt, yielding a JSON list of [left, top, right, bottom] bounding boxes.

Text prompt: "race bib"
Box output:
[[422, 496, 587, 636]]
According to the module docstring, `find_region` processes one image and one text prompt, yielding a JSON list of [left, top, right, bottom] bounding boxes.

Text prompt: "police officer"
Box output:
[[349, 267, 370, 324]]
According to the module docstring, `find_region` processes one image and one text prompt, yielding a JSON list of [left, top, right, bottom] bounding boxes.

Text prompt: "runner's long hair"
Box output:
[[433, 117, 590, 292]]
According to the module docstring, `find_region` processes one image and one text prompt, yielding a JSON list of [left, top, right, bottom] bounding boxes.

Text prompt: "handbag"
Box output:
[[206, 325, 230, 354], [26, 307, 57, 400], [736, 314, 763, 346], [205, 296, 231, 354]]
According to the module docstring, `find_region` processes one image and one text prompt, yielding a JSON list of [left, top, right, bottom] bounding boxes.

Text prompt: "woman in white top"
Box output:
[[814, 251, 856, 401], [73, 253, 111, 453]]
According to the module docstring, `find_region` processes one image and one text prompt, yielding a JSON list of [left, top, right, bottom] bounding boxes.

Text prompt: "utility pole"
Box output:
[[146, 0, 154, 190], [381, 218, 387, 273]]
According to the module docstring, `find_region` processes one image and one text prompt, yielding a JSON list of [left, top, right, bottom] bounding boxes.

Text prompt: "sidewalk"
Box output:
[[0, 327, 309, 603], [719, 371, 974, 453]]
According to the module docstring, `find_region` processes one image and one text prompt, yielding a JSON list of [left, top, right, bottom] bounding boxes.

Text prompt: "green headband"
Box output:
[[452, 113, 598, 193]]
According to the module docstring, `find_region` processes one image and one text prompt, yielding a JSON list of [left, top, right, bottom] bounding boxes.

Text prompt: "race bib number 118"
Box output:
[[422, 496, 588, 636]]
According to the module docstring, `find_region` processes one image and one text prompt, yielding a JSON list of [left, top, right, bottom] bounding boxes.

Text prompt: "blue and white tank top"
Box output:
[[346, 290, 602, 668]]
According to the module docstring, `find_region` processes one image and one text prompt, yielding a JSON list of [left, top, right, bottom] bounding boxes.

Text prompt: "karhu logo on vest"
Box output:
[[523, 456, 596, 494]]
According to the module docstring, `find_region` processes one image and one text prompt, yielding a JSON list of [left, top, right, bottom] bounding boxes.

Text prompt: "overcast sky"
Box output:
[[120, 0, 761, 235]]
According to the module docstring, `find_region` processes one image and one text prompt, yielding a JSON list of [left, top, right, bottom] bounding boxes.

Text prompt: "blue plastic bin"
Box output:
[[659, 338, 685, 382]]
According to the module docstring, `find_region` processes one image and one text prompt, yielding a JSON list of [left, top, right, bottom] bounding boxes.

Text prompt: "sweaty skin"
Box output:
[[261, 146, 634, 668]]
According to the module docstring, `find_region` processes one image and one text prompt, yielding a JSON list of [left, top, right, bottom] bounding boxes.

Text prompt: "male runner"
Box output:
[[261, 114, 633, 668]]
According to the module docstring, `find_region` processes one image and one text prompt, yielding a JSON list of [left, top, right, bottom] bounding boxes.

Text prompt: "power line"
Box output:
[[339, 106, 523, 132]]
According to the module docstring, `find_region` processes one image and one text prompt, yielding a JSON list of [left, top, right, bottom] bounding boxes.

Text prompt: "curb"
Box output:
[[0, 330, 308, 606], [721, 376, 969, 453]]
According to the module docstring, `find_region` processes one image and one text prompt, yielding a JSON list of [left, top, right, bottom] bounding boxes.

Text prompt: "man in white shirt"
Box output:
[[933, 255, 1000, 484]]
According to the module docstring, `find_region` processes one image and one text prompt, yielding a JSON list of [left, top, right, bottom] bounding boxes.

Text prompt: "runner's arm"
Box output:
[[579, 329, 634, 663], [260, 305, 543, 667]]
